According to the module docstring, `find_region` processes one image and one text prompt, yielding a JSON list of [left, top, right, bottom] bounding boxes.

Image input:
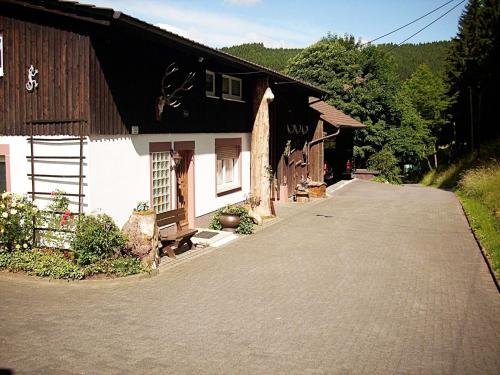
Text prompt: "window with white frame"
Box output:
[[0, 34, 4, 77], [216, 139, 241, 194], [151, 151, 171, 214], [205, 70, 215, 97], [222, 74, 242, 100]]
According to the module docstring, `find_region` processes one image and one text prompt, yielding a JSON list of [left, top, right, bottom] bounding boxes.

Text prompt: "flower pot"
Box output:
[[219, 212, 241, 229]]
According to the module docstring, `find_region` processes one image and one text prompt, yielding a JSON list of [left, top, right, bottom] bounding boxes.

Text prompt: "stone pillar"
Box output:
[[251, 78, 274, 217]]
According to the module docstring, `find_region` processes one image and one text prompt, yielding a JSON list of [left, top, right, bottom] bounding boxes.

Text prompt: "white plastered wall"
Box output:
[[0, 135, 89, 213], [88, 133, 251, 228]]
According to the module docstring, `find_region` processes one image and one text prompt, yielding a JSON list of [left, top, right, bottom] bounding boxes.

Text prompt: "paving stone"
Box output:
[[0, 180, 499, 374]]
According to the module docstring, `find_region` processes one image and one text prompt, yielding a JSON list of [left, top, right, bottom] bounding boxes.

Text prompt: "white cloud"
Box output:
[[224, 0, 261, 5], [91, 0, 316, 48]]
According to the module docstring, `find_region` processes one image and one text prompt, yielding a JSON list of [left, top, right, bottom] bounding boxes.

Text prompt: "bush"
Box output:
[[0, 192, 39, 251], [367, 148, 402, 184], [83, 257, 146, 277], [0, 249, 84, 279], [71, 214, 127, 265], [209, 204, 254, 234], [39, 190, 76, 249]]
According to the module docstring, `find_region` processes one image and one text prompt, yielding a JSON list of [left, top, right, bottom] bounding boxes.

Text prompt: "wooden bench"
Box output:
[[157, 208, 198, 259]]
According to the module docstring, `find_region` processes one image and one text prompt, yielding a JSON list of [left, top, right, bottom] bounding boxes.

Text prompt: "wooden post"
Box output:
[[251, 78, 274, 217]]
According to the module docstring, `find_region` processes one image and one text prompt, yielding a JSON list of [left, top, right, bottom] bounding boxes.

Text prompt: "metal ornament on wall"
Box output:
[[156, 62, 196, 121], [286, 124, 309, 135], [25, 65, 39, 92]]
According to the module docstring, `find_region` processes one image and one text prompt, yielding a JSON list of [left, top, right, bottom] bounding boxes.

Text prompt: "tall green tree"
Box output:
[[401, 64, 453, 168], [286, 34, 400, 165], [447, 0, 500, 151]]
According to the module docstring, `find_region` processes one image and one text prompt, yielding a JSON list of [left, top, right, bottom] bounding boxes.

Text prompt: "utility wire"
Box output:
[[362, 0, 459, 45], [386, 0, 466, 52]]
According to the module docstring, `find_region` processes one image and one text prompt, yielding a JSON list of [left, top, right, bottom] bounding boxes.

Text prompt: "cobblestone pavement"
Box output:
[[1, 180, 499, 374]]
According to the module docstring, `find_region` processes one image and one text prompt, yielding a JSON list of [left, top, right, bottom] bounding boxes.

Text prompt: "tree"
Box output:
[[400, 64, 453, 168], [286, 34, 400, 166], [447, 0, 500, 152]]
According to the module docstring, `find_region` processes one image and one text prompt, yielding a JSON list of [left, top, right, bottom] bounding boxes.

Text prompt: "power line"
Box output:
[[387, 0, 466, 52], [362, 0, 459, 45]]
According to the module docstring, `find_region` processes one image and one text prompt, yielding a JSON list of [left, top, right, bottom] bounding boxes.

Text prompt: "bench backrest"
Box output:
[[156, 208, 185, 229]]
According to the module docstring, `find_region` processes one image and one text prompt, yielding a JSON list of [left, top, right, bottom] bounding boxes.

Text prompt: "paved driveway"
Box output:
[[1, 180, 499, 374]]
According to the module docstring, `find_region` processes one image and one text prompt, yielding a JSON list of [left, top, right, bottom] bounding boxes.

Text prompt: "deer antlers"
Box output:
[[156, 62, 196, 120]]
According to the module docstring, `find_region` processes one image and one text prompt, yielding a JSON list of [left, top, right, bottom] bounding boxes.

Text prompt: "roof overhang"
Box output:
[[309, 97, 366, 129]]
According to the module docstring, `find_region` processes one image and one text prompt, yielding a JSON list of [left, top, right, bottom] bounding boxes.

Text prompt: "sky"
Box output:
[[91, 0, 468, 48]]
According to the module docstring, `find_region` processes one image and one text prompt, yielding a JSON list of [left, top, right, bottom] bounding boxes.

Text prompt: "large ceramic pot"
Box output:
[[219, 212, 241, 229]]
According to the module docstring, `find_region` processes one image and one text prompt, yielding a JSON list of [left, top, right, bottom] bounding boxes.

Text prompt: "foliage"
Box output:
[[458, 161, 500, 218], [366, 148, 402, 184], [39, 190, 76, 249], [446, 0, 500, 150], [220, 43, 302, 72], [0, 249, 84, 279], [83, 257, 147, 277], [0, 192, 39, 252], [457, 192, 500, 279], [421, 151, 477, 188], [209, 204, 254, 234], [0, 249, 147, 280], [379, 41, 451, 81], [71, 214, 127, 265]]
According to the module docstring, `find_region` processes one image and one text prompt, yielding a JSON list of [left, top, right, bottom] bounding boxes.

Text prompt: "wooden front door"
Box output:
[[176, 150, 191, 228]]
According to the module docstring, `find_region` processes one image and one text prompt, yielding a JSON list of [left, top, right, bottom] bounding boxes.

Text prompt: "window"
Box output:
[[205, 70, 215, 97], [150, 146, 172, 214], [222, 75, 242, 101], [0, 34, 4, 77], [215, 138, 241, 194]]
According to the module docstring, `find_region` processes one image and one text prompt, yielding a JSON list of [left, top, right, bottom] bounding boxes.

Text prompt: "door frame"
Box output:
[[174, 141, 195, 227]]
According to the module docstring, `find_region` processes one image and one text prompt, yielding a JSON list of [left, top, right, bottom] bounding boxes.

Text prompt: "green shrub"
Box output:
[[0, 249, 84, 279], [209, 204, 254, 234], [83, 257, 146, 277], [367, 148, 402, 184], [39, 190, 76, 249], [0, 192, 40, 251], [71, 214, 127, 265]]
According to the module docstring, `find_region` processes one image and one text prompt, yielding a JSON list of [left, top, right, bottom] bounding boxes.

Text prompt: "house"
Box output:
[[0, 0, 330, 228]]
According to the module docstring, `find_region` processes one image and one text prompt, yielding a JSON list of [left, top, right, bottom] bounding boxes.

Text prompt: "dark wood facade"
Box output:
[[270, 86, 327, 198], [1, 4, 306, 137]]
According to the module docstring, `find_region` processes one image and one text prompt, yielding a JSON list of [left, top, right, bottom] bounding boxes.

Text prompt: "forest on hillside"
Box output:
[[222, 0, 498, 181], [220, 41, 451, 81]]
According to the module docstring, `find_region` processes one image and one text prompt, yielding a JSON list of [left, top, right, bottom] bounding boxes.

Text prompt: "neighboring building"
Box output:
[[0, 0, 327, 227], [308, 98, 366, 183]]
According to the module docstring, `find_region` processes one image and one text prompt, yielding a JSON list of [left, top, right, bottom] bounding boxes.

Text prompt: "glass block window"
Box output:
[[151, 151, 171, 214]]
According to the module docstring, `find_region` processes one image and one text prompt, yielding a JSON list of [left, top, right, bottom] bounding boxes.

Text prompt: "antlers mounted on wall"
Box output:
[[156, 62, 196, 121]]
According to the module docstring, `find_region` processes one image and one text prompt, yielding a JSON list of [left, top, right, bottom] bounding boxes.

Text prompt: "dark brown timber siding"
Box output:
[[0, 15, 92, 135]]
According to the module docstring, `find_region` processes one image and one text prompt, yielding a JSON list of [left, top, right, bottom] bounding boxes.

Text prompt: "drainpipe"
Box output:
[[307, 126, 341, 177]]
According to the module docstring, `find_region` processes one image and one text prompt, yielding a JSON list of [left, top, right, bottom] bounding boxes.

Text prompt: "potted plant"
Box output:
[[209, 204, 254, 234]]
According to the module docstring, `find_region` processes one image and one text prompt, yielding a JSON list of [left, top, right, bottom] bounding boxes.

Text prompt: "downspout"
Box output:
[[307, 126, 341, 177]]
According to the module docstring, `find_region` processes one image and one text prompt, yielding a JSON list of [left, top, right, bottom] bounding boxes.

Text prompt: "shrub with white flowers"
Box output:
[[0, 192, 40, 251]]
